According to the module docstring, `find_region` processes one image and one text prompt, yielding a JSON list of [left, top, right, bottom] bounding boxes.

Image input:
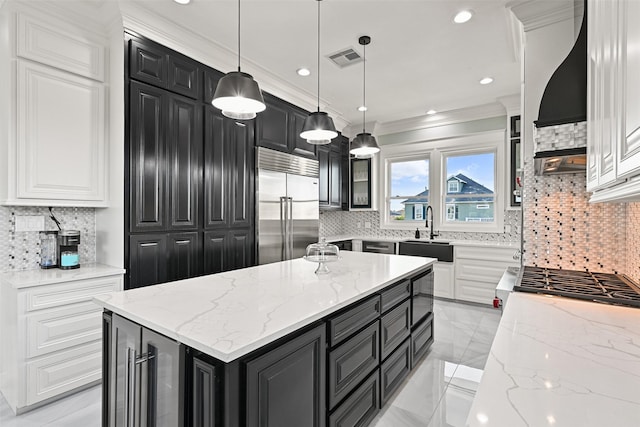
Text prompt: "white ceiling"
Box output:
[[119, 0, 523, 128]]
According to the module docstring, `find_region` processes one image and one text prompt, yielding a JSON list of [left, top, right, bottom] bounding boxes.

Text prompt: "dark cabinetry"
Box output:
[[318, 136, 348, 210], [351, 158, 372, 209], [203, 229, 255, 275], [246, 324, 326, 427], [256, 93, 316, 159]]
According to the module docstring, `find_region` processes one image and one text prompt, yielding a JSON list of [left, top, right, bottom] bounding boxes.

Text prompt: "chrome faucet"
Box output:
[[425, 205, 439, 240]]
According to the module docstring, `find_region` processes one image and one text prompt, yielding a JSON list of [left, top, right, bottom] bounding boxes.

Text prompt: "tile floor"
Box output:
[[0, 299, 501, 427]]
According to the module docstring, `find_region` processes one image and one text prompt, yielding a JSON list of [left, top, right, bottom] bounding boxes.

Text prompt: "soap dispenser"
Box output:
[[415, 228, 421, 239]]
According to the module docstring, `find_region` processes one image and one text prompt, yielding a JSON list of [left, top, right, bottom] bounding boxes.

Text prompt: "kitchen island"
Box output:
[[466, 292, 640, 427], [95, 251, 435, 426]]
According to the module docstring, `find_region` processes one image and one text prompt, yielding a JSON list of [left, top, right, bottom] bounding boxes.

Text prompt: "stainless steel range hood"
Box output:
[[534, 147, 586, 175]]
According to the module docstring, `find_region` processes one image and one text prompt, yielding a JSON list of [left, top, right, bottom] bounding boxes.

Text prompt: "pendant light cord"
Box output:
[[237, 0, 241, 72], [362, 41, 366, 133], [316, 0, 321, 112]]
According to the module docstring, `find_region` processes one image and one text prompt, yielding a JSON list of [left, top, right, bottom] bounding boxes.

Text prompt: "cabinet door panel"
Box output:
[[203, 69, 225, 104], [620, 0, 640, 176], [192, 356, 218, 427], [129, 234, 167, 289], [168, 94, 201, 230], [380, 300, 411, 360], [227, 229, 255, 271], [168, 55, 200, 99], [329, 149, 342, 208], [110, 314, 142, 427], [130, 82, 166, 232], [168, 232, 201, 282], [229, 120, 255, 228], [129, 39, 167, 88], [246, 324, 326, 427], [328, 371, 379, 427], [381, 338, 411, 405], [203, 230, 227, 275], [411, 314, 434, 368], [318, 147, 330, 206], [257, 94, 290, 153], [204, 106, 228, 229], [290, 109, 316, 159], [328, 296, 380, 347]]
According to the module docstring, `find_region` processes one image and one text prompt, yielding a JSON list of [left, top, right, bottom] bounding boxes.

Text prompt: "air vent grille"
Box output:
[[327, 47, 362, 68]]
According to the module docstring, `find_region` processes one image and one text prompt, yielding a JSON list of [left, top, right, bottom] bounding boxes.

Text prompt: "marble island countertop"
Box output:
[[94, 251, 434, 363], [467, 292, 640, 427]]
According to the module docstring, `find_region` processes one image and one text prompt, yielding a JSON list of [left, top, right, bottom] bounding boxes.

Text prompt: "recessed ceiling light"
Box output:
[[173, 0, 191, 5], [454, 10, 473, 24], [297, 67, 311, 77], [426, 109, 437, 115], [480, 77, 494, 85], [357, 105, 367, 112]]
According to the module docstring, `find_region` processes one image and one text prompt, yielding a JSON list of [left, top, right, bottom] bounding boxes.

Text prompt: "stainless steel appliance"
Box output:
[[362, 240, 396, 254], [257, 148, 319, 264], [57, 230, 80, 269], [515, 266, 640, 308]]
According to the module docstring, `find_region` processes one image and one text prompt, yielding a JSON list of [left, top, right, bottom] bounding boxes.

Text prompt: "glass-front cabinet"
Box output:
[[351, 158, 372, 209]]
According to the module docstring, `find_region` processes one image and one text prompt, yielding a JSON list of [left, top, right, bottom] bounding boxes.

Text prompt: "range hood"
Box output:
[[534, 1, 587, 128], [533, 0, 587, 176]]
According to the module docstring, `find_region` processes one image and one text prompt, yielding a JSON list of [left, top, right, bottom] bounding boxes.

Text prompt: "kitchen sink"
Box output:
[[398, 240, 454, 262]]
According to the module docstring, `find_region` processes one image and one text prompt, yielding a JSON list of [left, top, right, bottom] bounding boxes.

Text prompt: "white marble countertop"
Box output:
[[323, 235, 520, 248], [467, 292, 640, 427], [0, 263, 126, 289], [94, 252, 434, 363]]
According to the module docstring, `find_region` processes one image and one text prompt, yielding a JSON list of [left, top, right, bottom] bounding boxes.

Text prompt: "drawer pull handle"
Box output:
[[140, 243, 157, 247]]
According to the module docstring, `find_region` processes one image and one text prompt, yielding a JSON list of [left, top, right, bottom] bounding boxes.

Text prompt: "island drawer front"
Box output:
[[329, 321, 380, 409], [380, 279, 410, 313], [381, 338, 411, 405], [329, 369, 380, 427], [380, 300, 411, 360], [24, 276, 123, 312], [411, 314, 434, 369], [328, 295, 381, 347], [26, 340, 102, 406], [26, 301, 103, 357]]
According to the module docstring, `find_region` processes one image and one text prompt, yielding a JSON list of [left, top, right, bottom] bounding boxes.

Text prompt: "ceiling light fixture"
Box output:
[[454, 10, 473, 24], [300, 0, 338, 145], [350, 35, 380, 158], [426, 109, 437, 115], [297, 67, 311, 76], [211, 0, 266, 120], [480, 77, 494, 85], [357, 105, 367, 112], [173, 0, 191, 5]]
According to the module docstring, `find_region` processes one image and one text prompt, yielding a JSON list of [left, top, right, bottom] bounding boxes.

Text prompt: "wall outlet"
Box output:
[[364, 221, 372, 229], [14, 215, 45, 232]]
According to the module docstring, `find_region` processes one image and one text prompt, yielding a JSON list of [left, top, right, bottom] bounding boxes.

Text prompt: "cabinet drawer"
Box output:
[[455, 246, 520, 263], [411, 314, 434, 369], [380, 279, 410, 313], [24, 275, 122, 312], [455, 279, 497, 304], [380, 300, 411, 360], [328, 295, 380, 347], [381, 338, 411, 405], [26, 302, 103, 358], [329, 321, 380, 409], [329, 369, 380, 427], [362, 241, 395, 254], [26, 340, 102, 406], [456, 258, 518, 284]]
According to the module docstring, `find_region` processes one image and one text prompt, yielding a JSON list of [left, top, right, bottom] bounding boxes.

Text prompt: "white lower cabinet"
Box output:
[[454, 246, 520, 305], [433, 262, 454, 299], [0, 272, 122, 413]]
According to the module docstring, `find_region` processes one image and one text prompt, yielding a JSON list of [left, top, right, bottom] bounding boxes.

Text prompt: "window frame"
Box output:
[[447, 180, 460, 193], [378, 131, 505, 233]]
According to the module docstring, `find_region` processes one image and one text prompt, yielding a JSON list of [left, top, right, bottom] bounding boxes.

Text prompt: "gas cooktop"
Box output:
[[515, 266, 640, 308]]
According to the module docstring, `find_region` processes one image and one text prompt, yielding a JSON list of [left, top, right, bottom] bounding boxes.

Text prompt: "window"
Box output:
[[443, 152, 495, 224], [388, 158, 429, 222], [380, 131, 504, 232]]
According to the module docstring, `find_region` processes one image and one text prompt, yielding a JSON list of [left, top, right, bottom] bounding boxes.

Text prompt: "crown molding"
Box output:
[[497, 94, 521, 115], [507, 0, 578, 32], [118, 1, 349, 131], [375, 102, 507, 136]]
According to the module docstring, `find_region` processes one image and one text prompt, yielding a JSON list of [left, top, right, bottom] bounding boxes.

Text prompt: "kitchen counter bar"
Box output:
[[467, 292, 640, 426], [94, 251, 434, 362]]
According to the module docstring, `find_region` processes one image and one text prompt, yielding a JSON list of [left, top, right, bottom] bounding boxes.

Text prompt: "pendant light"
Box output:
[[212, 0, 266, 120], [350, 35, 380, 157], [300, 0, 338, 145]]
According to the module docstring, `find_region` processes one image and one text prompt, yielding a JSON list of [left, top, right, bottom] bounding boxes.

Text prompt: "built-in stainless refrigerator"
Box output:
[[257, 147, 319, 265]]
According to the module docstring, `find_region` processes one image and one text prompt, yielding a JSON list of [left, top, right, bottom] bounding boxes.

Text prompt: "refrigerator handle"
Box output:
[[287, 197, 293, 259], [280, 197, 287, 261]]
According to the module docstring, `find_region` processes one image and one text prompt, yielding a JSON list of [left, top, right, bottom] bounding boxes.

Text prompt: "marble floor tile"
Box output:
[[0, 299, 501, 427]]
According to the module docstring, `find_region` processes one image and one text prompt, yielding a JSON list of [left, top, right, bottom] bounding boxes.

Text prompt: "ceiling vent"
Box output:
[[327, 47, 362, 68]]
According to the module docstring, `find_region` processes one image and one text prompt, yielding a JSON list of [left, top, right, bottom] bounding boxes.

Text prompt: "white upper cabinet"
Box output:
[[0, 7, 109, 207], [588, 0, 640, 202]]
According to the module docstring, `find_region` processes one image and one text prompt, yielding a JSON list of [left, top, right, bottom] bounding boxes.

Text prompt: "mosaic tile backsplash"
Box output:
[[320, 210, 521, 242], [0, 206, 96, 272], [523, 121, 628, 274], [626, 202, 640, 283], [533, 121, 587, 152]]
